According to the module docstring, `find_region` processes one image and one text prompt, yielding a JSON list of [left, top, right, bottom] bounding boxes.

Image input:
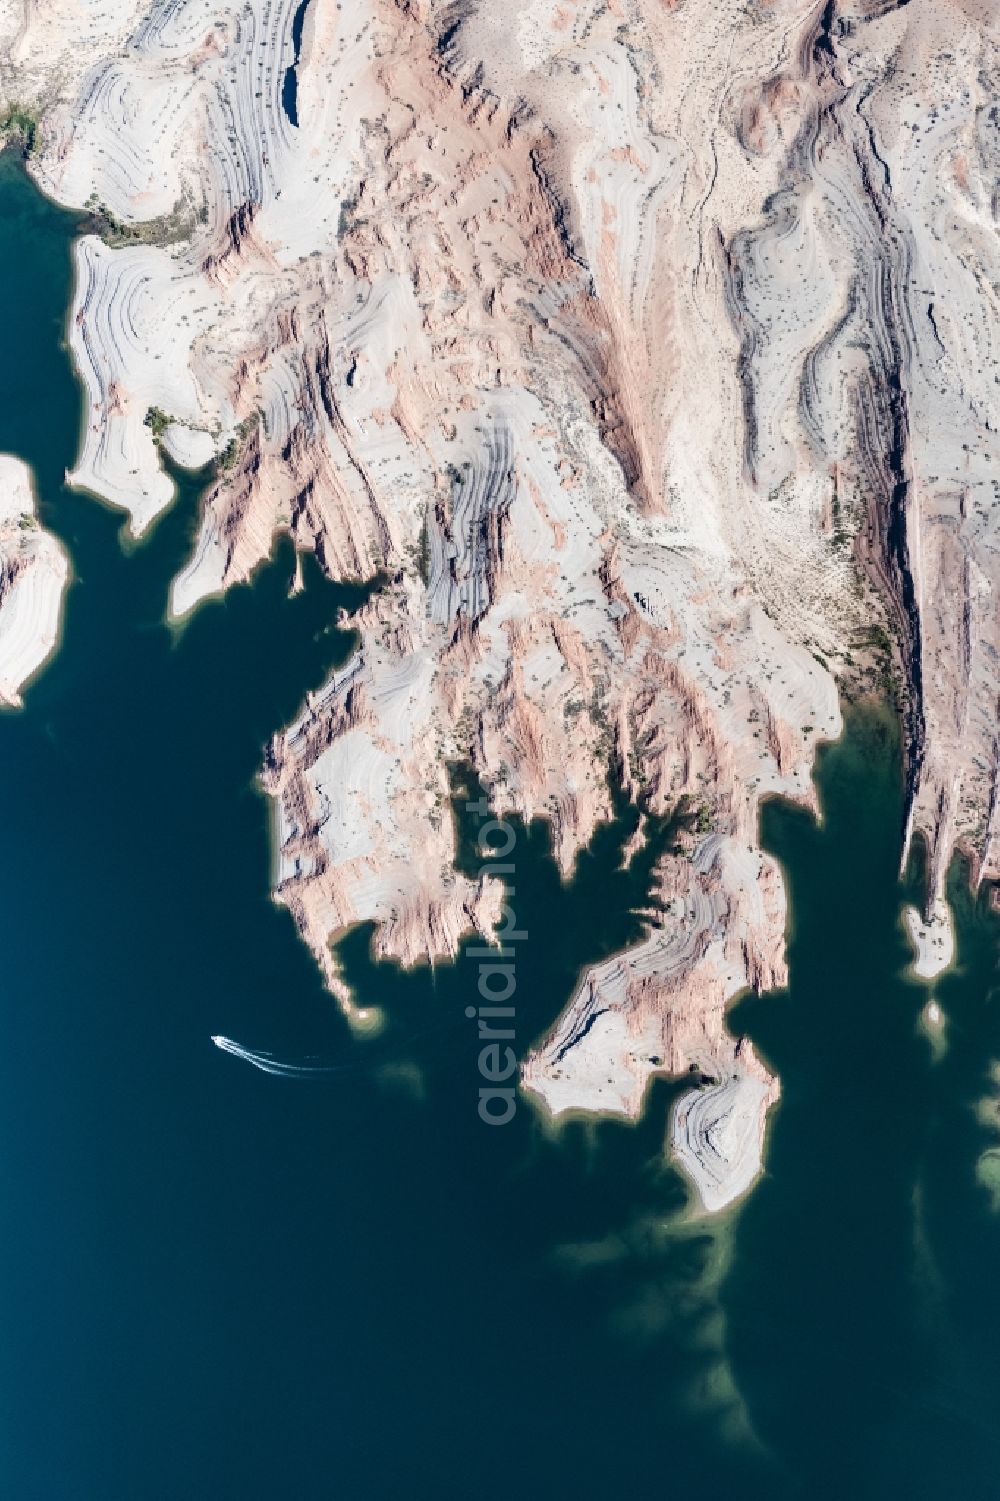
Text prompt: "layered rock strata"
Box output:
[[4, 0, 1000, 1207]]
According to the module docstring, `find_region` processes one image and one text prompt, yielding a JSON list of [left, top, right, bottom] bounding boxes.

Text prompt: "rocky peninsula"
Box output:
[[0, 456, 67, 707]]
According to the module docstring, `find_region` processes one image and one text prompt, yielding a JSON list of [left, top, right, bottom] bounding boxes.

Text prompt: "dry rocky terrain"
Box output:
[[3, 0, 998, 1207]]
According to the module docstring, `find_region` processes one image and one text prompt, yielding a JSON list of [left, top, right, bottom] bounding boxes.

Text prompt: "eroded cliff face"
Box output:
[[4, 0, 998, 1207]]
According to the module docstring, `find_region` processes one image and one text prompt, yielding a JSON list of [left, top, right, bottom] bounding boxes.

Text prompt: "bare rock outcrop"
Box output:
[[5, 0, 1000, 1208], [0, 457, 68, 707]]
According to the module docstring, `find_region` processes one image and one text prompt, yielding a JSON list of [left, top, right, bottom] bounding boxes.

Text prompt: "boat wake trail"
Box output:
[[211, 1035, 350, 1078]]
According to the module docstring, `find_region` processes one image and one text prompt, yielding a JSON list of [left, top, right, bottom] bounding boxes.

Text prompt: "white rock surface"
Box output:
[[904, 897, 956, 981], [671, 1073, 774, 1215], [161, 424, 216, 472], [0, 457, 69, 707]]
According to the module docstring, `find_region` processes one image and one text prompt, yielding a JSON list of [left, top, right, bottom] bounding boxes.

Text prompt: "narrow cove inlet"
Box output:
[[1, 95, 1000, 1501]]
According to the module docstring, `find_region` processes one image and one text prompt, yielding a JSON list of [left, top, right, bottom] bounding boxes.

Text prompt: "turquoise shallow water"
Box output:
[[1, 151, 999, 1499]]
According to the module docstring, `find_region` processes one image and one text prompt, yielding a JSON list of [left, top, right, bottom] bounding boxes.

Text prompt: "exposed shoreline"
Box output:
[[0, 454, 69, 708], [903, 897, 956, 982]]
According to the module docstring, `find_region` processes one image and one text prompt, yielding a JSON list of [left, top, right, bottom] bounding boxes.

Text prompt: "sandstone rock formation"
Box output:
[[0, 456, 68, 707], [4, 0, 999, 1208]]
